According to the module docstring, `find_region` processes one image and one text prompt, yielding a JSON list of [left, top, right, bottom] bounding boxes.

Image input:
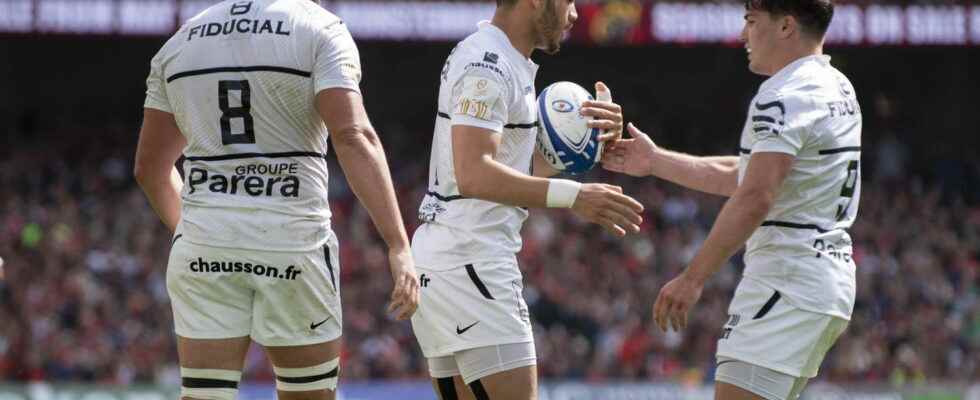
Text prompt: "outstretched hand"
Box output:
[[601, 123, 658, 177]]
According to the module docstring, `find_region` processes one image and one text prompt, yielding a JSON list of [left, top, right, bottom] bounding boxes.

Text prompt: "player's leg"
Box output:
[[428, 355, 476, 400], [265, 340, 341, 400], [253, 236, 345, 400], [714, 358, 809, 400], [167, 238, 257, 400], [177, 336, 251, 400], [455, 342, 538, 400]]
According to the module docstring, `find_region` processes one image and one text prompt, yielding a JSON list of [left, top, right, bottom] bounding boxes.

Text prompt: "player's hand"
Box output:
[[580, 82, 623, 143], [653, 271, 704, 332], [602, 123, 658, 177], [571, 183, 644, 237], [386, 248, 420, 320]]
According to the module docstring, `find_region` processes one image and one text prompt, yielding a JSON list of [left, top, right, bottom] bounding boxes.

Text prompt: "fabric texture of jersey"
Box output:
[[411, 261, 533, 358], [737, 55, 862, 319], [716, 277, 849, 379], [167, 233, 342, 346], [412, 21, 540, 270], [144, 0, 362, 252]]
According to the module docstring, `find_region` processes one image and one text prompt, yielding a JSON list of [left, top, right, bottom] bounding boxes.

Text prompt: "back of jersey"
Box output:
[[144, 0, 362, 252]]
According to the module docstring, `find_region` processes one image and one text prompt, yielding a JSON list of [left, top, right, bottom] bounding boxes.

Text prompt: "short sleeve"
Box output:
[[313, 21, 362, 94], [449, 61, 511, 133], [144, 49, 172, 113], [749, 91, 821, 156]]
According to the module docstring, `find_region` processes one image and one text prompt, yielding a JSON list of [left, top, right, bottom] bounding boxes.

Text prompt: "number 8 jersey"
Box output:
[[144, 0, 361, 252], [738, 55, 862, 320]]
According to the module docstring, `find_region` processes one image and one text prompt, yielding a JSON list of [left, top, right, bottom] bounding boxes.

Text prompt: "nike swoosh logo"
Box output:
[[456, 321, 479, 335], [310, 317, 331, 330]]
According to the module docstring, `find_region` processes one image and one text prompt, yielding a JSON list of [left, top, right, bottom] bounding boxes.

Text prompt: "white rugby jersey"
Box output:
[[412, 22, 540, 270], [144, 0, 361, 251], [738, 55, 862, 319]]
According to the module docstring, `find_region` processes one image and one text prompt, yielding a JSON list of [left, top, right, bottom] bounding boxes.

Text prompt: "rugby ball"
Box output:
[[536, 81, 603, 175]]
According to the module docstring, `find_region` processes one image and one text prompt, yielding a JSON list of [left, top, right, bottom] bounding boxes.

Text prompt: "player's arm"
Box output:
[[652, 152, 792, 331], [602, 123, 739, 196], [134, 108, 186, 233], [313, 21, 417, 320], [453, 125, 642, 236]]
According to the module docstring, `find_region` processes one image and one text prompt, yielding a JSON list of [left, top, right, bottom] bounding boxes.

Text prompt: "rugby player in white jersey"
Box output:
[[603, 1, 861, 399], [134, 1, 418, 399], [410, 1, 645, 399]]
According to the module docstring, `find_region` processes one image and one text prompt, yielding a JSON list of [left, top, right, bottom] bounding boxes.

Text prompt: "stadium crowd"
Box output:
[[0, 115, 976, 387]]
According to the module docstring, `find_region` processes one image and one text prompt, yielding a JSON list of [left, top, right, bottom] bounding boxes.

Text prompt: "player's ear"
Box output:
[[778, 15, 796, 39]]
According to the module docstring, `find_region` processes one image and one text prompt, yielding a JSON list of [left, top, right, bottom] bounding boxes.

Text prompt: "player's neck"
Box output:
[[491, 10, 536, 58], [769, 42, 823, 76]]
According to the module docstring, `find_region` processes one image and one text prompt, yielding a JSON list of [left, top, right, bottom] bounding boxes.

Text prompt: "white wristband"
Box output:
[[546, 179, 582, 208]]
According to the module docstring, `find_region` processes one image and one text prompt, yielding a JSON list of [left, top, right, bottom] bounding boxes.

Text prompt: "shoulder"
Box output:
[[450, 33, 516, 83]]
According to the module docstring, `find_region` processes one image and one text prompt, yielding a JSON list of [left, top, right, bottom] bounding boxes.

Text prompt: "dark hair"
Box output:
[[496, 0, 518, 6], [745, 0, 834, 38]]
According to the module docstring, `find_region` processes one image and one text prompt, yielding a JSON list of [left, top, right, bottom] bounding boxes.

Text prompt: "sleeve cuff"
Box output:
[[315, 79, 361, 95], [450, 114, 503, 133], [143, 100, 173, 114], [751, 140, 799, 156]]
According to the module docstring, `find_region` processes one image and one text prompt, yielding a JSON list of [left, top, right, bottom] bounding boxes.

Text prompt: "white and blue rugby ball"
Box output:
[[536, 81, 603, 175]]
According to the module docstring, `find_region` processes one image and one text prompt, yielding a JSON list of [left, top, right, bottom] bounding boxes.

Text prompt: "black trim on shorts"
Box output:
[[752, 290, 781, 320], [171, 234, 183, 246], [469, 379, 491, 400], [465, 264, 495, 300], [324, 245, 336, 291], [276, 366, 339, 384], [436, 111, 538, 130], [182, 377, 239, 389], [436, 377, 459, 400], [184, 151, 327, 162], [166, 65, 312, 83]]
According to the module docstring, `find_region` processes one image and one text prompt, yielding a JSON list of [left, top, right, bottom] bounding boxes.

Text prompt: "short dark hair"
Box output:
[[496, 0, 518, 6], [745, 0, 834, 38]]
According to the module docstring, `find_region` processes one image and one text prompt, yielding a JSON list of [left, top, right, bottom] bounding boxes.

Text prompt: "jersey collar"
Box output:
[[759, 54, 831, 93], [477, 21, 539, 75]]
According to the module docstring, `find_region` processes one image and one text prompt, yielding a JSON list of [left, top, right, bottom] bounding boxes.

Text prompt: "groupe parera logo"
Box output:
[[551, 99, 574, 113], [189, 257, 302, 280]]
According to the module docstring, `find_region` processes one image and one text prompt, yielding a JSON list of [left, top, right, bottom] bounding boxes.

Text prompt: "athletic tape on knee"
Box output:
[[274, 358, 339, 392], [180, 368, 241, 400]]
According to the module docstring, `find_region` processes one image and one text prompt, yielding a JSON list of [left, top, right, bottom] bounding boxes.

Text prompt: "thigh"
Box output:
[[715, 358, 810, 400], [251, 236, 342, 347], [412, 262, 532, 358], [717, 278, 847, 378], [167, 239, 254, 340], [177, 335, 252, 370], [265, 338, 342, 400], [467, 365, 537, 400]]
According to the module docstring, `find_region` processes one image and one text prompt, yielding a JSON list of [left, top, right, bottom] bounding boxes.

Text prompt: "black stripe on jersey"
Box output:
[[182, 377, 239, 389], [818, 146, 862, 155], [276, 366, 339, 384], [754, 100, 786, 116], [738, 147, 751, 154], [427, 191, 465, 202], [166, 66, 311, 83], [751, 115, 782, 125], [465, 264, 495, 300], [436, 111, 538, 130], [171, 234, 183, 246], [184, 151, 327, 162], [760, 220, 831, 233]]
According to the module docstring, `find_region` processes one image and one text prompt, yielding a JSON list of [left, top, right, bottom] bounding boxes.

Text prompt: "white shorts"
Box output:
[[166, 233, 342, 347], [716, 277, 848, 379], [411, 261, 533, 358]]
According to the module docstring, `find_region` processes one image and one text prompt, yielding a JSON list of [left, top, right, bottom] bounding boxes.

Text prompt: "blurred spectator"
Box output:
[[0, 122, 976, 385]]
